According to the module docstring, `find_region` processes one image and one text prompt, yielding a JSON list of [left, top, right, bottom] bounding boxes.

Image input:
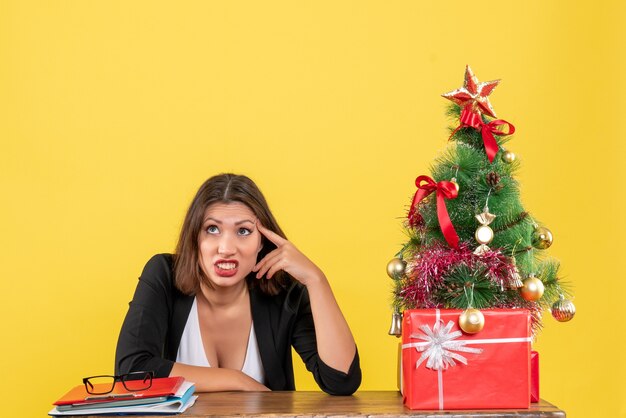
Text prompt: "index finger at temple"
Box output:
[[256, 222, 287, 246]]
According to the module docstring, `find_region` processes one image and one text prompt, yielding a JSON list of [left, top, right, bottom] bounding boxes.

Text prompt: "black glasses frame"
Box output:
[[82, 371, 155, 395]]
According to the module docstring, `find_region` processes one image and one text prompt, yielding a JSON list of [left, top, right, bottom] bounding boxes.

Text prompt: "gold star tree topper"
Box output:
[[442, 65, 500, 118]]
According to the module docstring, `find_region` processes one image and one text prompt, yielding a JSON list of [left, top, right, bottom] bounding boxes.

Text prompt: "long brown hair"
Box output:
[[174, 173, 291, 296]]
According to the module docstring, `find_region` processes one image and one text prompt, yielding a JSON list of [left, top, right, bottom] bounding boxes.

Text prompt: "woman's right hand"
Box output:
[[170, 363, 270, 392], [237, 372, 271, 391]]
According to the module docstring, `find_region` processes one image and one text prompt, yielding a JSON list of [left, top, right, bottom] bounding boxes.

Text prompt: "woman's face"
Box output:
[[198, 202, 263, 289]]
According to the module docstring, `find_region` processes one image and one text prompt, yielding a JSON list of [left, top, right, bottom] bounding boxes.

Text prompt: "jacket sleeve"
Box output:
[[115, 254, 176, 378], [289, 285, 362, 396]]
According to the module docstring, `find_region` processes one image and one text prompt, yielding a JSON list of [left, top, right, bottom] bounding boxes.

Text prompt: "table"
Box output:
[[179, 391, 565, 418]]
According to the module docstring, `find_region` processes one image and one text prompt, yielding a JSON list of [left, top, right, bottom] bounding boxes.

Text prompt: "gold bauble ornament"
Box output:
[[532, 226, 553, 249], [501, 150, 516, 164], [386, 258, 406, 280], [458, 308, 485, 334], [450, 177, 460, 193], [520, 275, 545, 301], [551, 295, 576, 322]]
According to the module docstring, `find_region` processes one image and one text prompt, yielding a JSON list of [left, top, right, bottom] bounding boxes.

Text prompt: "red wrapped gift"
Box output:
[[401, 309, 531, 410], [531, 351, 539, 403]]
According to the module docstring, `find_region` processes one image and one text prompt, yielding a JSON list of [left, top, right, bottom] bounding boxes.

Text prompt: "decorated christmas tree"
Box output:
[[387, 66, 575, 337]]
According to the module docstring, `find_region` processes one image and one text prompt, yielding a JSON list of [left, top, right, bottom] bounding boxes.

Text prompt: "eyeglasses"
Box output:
[[82, 371, 154, 395]]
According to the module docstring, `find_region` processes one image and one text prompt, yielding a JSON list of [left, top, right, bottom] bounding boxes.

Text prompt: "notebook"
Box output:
[[49, 381, 196, 416]]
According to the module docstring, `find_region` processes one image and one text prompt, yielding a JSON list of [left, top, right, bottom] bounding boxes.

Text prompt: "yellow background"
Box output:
[[1, 2, 624, 417]]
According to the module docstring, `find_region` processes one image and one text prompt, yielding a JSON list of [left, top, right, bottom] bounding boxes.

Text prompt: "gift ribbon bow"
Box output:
[[408, 175, 459, 248], [410, 320, 483, 371], [456, 108, 516, 163]]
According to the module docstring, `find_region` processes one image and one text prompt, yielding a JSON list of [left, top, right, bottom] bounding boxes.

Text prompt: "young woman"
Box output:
[[115, 174, 361, 395]]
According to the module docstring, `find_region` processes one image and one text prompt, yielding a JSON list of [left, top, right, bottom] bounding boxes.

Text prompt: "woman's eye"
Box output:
[[238, 228, 252, 236], [206, 225, 219, 234]]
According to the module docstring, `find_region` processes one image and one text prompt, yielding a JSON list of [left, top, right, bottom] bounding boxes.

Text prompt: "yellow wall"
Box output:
[[1, 2, 624, 417]]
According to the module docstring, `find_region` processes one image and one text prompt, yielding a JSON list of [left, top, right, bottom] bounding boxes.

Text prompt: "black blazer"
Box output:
[[115, 254, 361, 395]]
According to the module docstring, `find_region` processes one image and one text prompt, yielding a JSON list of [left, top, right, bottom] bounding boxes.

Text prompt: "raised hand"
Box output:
[[252, 223, 325, 287], [253, 223, 357, 375]]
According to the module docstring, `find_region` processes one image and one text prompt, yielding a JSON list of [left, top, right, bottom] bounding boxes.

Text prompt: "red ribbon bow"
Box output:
[[457, 108, 516, 163], [408, 175, 460, 248]]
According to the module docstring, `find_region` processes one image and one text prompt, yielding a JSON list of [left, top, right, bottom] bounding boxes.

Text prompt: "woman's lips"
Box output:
[[214, 260, 239, 277]]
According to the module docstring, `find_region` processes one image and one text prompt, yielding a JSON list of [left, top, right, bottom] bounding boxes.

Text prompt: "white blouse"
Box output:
[[175, 297, 266, 385]]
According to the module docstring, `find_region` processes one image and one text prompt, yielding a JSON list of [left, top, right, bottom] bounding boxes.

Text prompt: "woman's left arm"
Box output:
[[253, 224, 356, 373]]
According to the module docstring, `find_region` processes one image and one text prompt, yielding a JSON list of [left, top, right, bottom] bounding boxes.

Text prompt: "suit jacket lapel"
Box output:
[[250, 286, 286, 390], [168, 291, 194, 360]]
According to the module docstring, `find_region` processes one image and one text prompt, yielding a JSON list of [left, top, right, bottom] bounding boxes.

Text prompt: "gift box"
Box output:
[[531, 351, 539, 403], [402, 309, 531, 410]]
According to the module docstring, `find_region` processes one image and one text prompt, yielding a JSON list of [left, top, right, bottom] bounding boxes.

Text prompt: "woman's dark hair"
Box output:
[[174, 173, 291, 296]]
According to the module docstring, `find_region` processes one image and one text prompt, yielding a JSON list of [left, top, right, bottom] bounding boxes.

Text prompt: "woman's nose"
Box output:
[[217, 233, 236, 256]]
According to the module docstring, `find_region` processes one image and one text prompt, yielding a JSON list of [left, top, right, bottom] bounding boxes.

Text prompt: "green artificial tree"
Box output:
[[387, 66, 575, 336]]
